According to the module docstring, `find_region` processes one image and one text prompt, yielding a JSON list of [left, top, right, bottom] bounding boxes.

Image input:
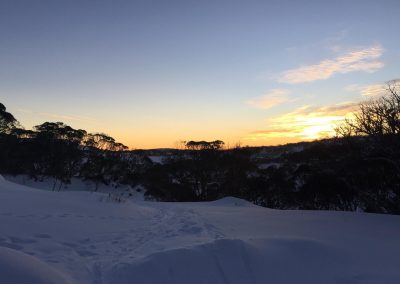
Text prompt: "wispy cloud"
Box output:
[[277, 45, 384, 84], [345, 79, 400, 97], [247, 89, 290, 109], [246, 102, 358, 141], [360, 84, 386, 97]]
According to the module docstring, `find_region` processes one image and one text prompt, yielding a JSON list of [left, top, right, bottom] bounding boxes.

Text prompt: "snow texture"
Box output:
[[0, 247, 72, 284], [0, 175, 399, 283]]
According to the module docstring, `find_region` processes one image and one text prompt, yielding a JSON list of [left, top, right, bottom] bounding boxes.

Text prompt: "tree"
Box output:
[[219, 147, 255, 199], [33, 122, 87, 190], [80, 133, 128, 190], [350, 157, 400, 213], [0, 103, 19, 134], [84, 133, 128, 151], [296, 169, 355, 211], [184, 140, 225, 200], [185, 140, 224, 151], [336, 80, 400, 138], [34, 122, 87, 143]]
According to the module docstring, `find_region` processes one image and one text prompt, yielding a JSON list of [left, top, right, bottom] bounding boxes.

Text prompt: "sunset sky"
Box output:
[[1, 0, 399, 149]]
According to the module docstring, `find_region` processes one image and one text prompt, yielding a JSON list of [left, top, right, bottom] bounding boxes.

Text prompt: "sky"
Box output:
[[1, 0, 399, 149]]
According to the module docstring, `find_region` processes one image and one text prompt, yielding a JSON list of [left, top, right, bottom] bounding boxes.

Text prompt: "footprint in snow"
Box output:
[[78, 238, 91, 244], [60, 242, 98, 257], [9, 236, 37, 244], [0, 242, 23, 250], [76, 249, 97, 257]]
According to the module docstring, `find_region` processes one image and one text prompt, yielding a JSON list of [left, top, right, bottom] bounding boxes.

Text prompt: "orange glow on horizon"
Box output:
[[243, 103, 357, 147]]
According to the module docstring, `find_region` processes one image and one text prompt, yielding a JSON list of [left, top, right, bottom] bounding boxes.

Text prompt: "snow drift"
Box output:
[[0, 247, 72, 284]]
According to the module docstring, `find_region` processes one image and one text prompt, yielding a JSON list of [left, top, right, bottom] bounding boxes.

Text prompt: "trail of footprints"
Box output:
[[0, 205, 225, 264]]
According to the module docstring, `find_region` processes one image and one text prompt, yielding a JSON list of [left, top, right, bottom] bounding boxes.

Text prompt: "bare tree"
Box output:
[[335, 80, 400, 137]]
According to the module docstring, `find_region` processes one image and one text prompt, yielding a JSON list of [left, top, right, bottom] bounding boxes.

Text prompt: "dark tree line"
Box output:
[[143, 82, 400, 214], [0, 105, 131, 190], [142, 136, 399, 214], [1, 88, 400, 215], [143, 141, 255, 201]]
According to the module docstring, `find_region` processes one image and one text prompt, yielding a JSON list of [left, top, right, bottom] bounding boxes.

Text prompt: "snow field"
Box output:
[[0, 175, 399, 283]]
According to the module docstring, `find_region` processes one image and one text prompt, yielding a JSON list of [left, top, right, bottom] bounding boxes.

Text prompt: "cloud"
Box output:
[[277, 45, 384, 84], [345, 79, 400, 97], [294, 102, 359, 116], [360, 84, 386, 97], [361, 79, 400, 96], [246, 102, 358, 141], [247, 89, 290, 109]]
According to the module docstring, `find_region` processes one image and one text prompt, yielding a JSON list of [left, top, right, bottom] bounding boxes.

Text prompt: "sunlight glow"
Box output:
[[246, 103, 357, 144]]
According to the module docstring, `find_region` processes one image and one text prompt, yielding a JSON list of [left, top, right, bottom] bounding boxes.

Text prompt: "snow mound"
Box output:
[[210, 196, 256, 207], [104, 237, 372, 284], [0, 174, 5, 182], [0, 247, 72, 284]]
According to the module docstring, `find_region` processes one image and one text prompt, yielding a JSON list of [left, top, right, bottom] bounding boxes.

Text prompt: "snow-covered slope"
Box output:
[[0, 247, 72, 284], [3, 174, 145, 201], [3, 174, 115, 192], [0, 176, 399, 283]]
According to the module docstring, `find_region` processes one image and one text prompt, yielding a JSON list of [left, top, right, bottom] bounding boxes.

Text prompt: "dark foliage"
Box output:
[[1, 102, 399, 214]]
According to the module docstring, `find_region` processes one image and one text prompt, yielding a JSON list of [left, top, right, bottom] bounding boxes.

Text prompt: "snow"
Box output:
[[0, 175, 399, 283], [147, 155, 165, 164], [0, 247, 72, 284], [209, 196, 256, 207], [4, 174, 145, 201], [258, 162, 282, 169]]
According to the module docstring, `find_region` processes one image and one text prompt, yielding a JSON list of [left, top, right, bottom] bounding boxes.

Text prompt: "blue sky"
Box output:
[[1, 0, 399, 148]]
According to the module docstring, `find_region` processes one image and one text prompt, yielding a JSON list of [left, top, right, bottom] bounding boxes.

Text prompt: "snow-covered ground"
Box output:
[[0, 175, 399, 283], [3, 175, 145, 201], [147, 155, 165, 164]]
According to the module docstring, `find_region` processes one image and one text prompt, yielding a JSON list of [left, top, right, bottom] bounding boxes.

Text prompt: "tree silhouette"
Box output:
[[336, 80, 400, 137], [185, 140, 224, 151], [0, 103, 19, 134], [32, 122, 87, 190]]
